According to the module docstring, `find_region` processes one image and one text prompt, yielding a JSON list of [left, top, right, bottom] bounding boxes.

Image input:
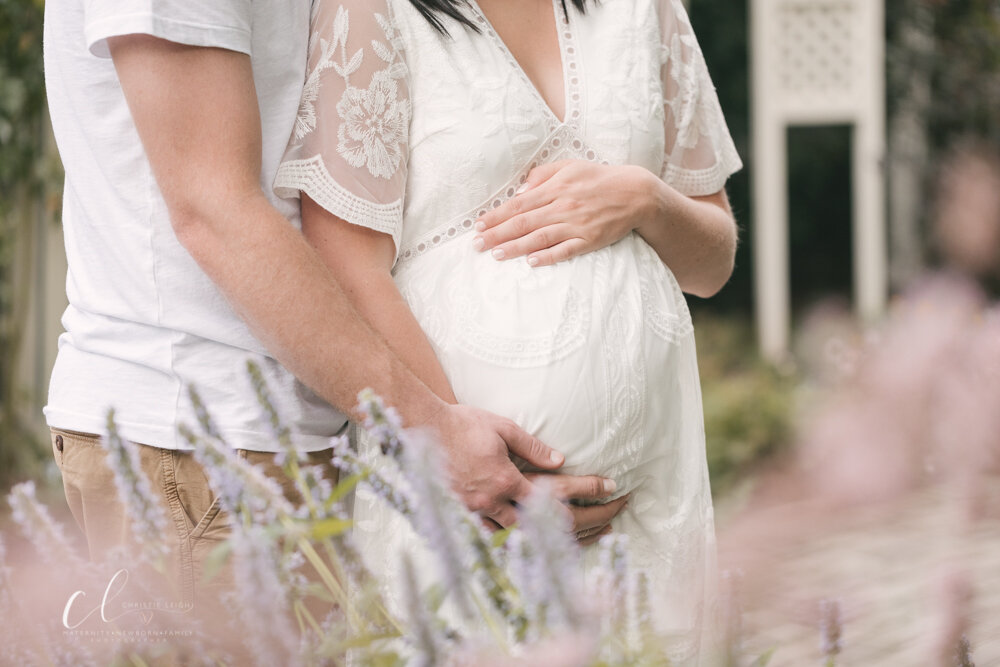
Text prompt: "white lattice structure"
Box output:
[[751, 0, 886, 360]]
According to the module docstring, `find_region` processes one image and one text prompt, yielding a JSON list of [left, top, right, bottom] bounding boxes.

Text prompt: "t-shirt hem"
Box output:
[[85, 14, 252, 58], [44, 406, 340, 453]]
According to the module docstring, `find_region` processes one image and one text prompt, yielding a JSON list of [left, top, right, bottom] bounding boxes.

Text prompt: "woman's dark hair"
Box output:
[[409, 0, 589, 34]]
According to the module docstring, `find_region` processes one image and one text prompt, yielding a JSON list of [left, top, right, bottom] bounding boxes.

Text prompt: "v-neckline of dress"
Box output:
[[467, 0, 584, 132]]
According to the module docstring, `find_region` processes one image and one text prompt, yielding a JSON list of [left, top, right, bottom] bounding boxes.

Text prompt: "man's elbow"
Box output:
[[167, 188, 263, 258], [168, 202, 219, 262]]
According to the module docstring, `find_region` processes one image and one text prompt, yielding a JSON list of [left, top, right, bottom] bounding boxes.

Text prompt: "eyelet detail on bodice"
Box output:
[[395, 125, 605, 267]]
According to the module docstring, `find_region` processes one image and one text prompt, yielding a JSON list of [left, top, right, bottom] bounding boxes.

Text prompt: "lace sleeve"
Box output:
[[274, 0, 409, 257], [658, 0, 742, 196]]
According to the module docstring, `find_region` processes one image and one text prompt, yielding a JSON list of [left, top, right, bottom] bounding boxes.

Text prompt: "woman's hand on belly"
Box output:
[[524, 472, 629, 546], [472, 160, 659, 267], [471, 158, 739, 297]]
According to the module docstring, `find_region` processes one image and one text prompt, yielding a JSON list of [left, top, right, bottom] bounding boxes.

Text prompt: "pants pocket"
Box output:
[[167, 449, 233, 542], [167, 449, 264, 542]]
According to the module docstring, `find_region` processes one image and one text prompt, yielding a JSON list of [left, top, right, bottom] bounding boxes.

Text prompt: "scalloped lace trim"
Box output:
[[661, 142, 742, 197], [274, 154, 403, 254]]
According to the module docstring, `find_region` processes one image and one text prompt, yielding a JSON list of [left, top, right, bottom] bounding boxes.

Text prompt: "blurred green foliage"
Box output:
[[0, 0, 47, 198], [695, 314, 797, 496], [0, 0, 52, 487], [921, 0, 1000, 152]]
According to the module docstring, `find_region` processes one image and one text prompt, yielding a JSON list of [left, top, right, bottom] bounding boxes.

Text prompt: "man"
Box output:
[[43, 0, 625, 605]]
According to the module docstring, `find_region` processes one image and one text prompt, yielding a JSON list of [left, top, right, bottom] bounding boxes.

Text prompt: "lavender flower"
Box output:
[[228, 524, 300, 666], [353, 391, 530, 639], [0, 536, 11, 610], [7, 481, 80, 569], [589, 534, 630, 664], [720, 568, 746, 667], [628, 570, 653, 650], [179, 399, 293, 523], [0, 536, 38, 667], [509, 481, 583, 633], [246, 360, 297, 459], [293, 463, 336, 520], [4, 491, 97, 666], [954, 635, 975, 667], [188, 382, 223, 441], [332, 437, 414, 517], [819, 598, 843, 663], [506, 530, 541, 639], [597, 533, 630, 616], [356, 388, 405, 457], [103, 410, 169, 564], [401, 552, 445, 666], [397, 430, 476, 619], [463, 519, 527, 640]]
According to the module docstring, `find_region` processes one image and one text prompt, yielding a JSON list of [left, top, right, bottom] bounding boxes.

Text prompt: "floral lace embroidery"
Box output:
[[296, 6, 410, 180], [591, 12, 662, 165], [337, 69, 408, 179], [659, 0, 742, 195]]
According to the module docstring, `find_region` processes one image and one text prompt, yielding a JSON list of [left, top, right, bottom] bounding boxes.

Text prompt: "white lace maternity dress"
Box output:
[[275, 0, 742, 661]]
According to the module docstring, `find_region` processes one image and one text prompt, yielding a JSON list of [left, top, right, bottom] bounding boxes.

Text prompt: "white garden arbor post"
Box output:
[[750, 0, 887, 361]]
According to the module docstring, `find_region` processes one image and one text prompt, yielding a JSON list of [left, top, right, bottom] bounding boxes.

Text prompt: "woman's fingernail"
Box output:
[[472, 236, 485, 251], [527, 255, 540, 267], [492, 248, 505, 260], [549, 451, 565, 465], [474, 221, 486, 232], [603, 479, 617, 494], [516, 183, 531, 195]]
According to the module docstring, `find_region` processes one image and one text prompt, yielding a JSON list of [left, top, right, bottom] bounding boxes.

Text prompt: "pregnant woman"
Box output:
[[275, 0, 741, 661]]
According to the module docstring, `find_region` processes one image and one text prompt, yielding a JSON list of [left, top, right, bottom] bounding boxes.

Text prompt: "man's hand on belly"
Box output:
[[433, 404, 624, 543], [432, 404, 565, 529]]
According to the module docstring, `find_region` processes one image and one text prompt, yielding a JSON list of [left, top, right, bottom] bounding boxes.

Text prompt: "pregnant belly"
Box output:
[[393, 232, 694, 488]]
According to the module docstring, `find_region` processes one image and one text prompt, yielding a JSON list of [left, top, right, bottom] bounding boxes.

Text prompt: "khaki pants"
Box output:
[[50, 427, 338, 611]]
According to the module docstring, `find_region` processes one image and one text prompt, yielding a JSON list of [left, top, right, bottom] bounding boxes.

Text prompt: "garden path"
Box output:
[[734, 483, 1000, 666]]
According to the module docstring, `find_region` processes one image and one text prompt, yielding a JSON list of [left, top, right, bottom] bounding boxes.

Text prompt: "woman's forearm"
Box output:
[[301, 195, 458, 406], [339, 271, 458, 405], [635, 172, 738, 298], [470, 161, 736, 295]]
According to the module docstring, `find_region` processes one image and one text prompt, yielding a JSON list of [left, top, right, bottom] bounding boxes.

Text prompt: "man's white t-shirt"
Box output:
[[43, 0, 348, 451]]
